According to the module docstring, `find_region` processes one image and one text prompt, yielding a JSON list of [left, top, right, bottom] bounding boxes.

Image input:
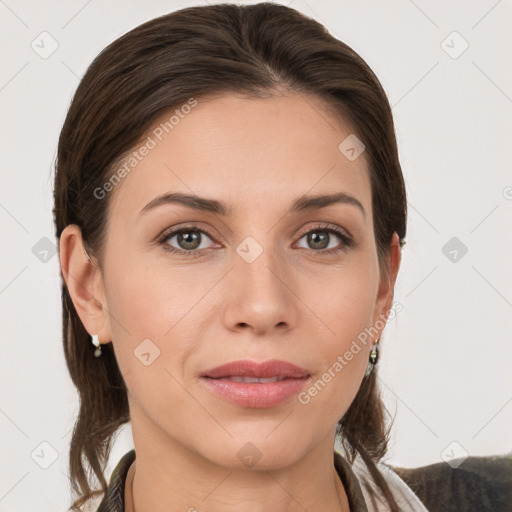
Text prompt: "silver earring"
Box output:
[[364, 340, 380, 377], [91, 334, 102, 358]]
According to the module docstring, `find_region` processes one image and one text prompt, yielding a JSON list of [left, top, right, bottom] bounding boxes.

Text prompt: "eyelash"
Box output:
[[157, 223, 353, 258]]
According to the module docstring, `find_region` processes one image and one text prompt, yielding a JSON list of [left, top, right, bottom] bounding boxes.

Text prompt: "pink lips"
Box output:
[[200, 359, 311, 408], [201, 359, 311, 379]]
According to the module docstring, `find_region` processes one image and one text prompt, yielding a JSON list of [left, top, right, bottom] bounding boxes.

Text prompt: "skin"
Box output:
[[60, 91, 401, 512]]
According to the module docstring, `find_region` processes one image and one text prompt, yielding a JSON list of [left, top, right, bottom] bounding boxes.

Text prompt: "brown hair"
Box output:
[[53, 3, 407, 510]]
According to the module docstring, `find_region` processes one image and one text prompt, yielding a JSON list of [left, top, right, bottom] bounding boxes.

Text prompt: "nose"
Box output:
[[221, 243, 299, 336]]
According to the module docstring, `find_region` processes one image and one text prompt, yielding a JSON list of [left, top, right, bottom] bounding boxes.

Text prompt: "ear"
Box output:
[[59, 224, 112, 345], [372, 231, 402, 338]]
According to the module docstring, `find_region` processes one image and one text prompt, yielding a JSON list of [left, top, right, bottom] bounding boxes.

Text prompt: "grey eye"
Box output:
[[165, 229, 214, 251]]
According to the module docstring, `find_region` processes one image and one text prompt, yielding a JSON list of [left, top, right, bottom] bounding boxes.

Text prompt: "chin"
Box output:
[[195, 432, 305, 471]]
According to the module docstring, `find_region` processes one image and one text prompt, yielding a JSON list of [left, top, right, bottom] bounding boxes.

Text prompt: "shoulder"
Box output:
[[390, 453, 512, 512]]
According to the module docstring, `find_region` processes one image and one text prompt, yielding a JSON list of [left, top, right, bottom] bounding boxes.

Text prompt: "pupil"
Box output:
[[309, 231, 328, 250], [179, 231, 200, 250]]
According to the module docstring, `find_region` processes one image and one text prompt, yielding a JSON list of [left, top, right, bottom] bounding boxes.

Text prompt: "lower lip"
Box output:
[[200, 376, 310, 408]]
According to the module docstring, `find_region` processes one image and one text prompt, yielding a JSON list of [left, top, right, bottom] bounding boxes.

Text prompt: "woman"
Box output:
[[53, 3, 511, 511]]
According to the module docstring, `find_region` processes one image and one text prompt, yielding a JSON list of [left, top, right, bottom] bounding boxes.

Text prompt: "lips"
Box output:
[[201, 359, 311, 380], [199, 359, 311, 408]]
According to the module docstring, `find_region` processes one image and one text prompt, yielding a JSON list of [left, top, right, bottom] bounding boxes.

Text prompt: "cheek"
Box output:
[[106, 259, 202, 338], [293, 264, 379, 416], [301, 261, 379, 342], [103, 265, 178, 383], [105, 264, 199, 426], [104, 258, 217, 391]]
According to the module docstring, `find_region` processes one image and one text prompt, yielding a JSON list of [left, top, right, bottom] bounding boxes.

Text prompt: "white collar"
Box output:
[[350, 452, 430, 512]]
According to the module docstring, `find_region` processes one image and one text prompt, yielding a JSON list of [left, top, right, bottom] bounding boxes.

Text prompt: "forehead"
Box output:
[[107, 92, 371, 221]]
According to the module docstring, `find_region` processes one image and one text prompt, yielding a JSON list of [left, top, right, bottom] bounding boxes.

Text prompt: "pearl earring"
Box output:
[[91, 334, 102, 358]]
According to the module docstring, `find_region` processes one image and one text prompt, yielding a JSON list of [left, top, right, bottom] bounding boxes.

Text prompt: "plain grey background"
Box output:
[[1, 0, 511, 510]]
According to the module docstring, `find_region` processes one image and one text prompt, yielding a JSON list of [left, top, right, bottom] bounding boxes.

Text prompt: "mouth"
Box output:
[[199, 359, 311, 408]]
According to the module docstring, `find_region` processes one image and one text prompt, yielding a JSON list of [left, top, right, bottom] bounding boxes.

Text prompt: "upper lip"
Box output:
[[201, 359, 311, 379]]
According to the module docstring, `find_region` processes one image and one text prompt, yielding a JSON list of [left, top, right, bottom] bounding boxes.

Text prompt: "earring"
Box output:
[[91, 334, 102, 358], [364, 340, 380, 377]]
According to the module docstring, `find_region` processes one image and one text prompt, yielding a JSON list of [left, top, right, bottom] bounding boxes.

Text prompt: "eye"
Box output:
[[158, 226, 218, 257], [157, 223, 353, 258], [295, 224, 353, 254]]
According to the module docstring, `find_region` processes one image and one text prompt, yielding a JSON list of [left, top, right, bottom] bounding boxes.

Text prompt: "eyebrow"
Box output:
[[138, 191, 365, 218]]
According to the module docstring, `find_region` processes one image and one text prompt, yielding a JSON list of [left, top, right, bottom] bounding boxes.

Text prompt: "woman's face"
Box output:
[[81, 92, 400, 468]]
